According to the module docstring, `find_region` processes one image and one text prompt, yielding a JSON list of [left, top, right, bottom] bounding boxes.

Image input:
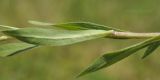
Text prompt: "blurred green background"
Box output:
[[0, 0, 160, 80]]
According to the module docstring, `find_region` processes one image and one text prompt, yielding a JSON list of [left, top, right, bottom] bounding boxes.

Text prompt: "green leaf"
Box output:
[[29, 20, 125, 31], [0, 42, 36, 57], [142, 41, 160, 59], [77, 36, 160, 77], [3, 27, 114, 46]]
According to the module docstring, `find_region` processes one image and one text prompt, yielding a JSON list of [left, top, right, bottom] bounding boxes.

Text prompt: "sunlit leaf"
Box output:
[[29, 20, 125, 31], [78, 36, 160, 77], [3, 27, 114, 46], [0, 42, 36, 57], [142, 41, 160, 59]]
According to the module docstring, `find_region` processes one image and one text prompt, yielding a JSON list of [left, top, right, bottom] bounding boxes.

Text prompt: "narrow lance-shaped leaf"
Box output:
[[29, 20, 125, 31], [78, 36, 160, 77], [3, 27, 114, 46], [0, 42, 36, 57], [142, 41, 160, 59]]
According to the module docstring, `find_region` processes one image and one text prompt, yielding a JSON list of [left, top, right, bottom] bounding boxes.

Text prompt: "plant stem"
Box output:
[[107, 31, 160, 39]]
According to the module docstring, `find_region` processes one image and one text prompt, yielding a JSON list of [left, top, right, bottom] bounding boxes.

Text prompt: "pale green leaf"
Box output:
[[78, 36, 160, 77], [3, 28, 113, 46], [142, 41, 160, 59], [0, 42, 36, 57], [29, 20, 125, 31]]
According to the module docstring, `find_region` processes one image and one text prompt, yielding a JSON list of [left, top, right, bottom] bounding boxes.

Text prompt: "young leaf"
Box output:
[[29, 20, 125, 31], [0, 42, 36, 57], [78, 36, 160, 77], [142, 41, 160, 59], [3, 28, 114, 46]]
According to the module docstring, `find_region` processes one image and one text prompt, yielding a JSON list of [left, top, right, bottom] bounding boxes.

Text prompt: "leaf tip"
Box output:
[[76, 72, 86, 78], [76, 57, 108, 77], [141, 55, 147, 59], [76, 67, 93, 78]]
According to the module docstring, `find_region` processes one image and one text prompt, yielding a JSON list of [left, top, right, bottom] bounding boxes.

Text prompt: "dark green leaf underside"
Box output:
[[78, 36, 160, 77], [142, 41, 160, 59]]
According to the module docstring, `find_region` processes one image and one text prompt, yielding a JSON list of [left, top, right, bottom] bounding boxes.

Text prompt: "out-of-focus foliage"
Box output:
[[0, 0, 160, 80]]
